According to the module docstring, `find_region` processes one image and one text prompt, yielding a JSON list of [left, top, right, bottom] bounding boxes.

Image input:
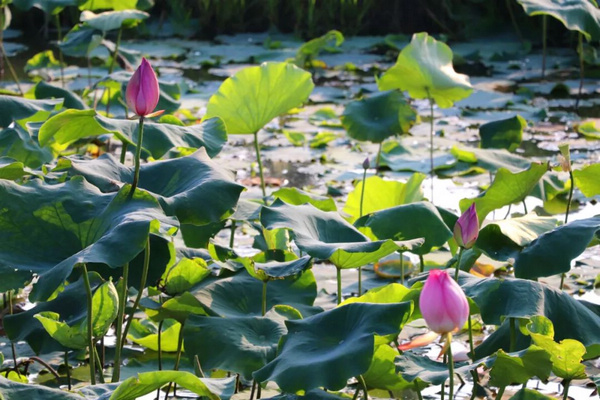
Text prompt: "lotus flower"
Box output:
[[420, 269, 469, 334], [126, 57, 159, 117], [454, 203, 479, 249]]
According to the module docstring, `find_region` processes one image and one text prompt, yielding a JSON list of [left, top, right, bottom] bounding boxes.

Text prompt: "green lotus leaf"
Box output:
[[0, 376, 85, 399], [190, 269, 319, 318], [509, 388, 554, 399], [459, 163, 548, 222], [343, 174, 425, 223], [184, 314, 287, 380], [0, 157, 30, 180], [0, 95, 62, 128], [395, 351, 472, 386], [516, 0, 600, 41], [514, 216, 600, 279], [247, 255, 313, 282], [377, 32, 472, 108], [80, 9, 148, 31], [341, 90, 417, 143], [261, 200, 422, 269], [294, 30, 344, 67], [476, 214, 558, 261], [34, 311, 88, 350], [39, 109, 227, 158], [4, 271, 104, 354], [58, 149, 244, 225], [0, 178, 177, 302], [488, 347, 552, 388], [59, 24, 103, 57], [479, 115, 526, 152], [379, 140, 457, 173], [573, 163, 600, 198], [460, 274, 600, 359], [78, 0, 138, 10], [254, 302, 413, 392], [161, 257, 211, 296], [110, 371, 235, 400], [451, 146, 531, 173], [363, 345, 414, 392], [262, 390, 348, 400], [272, 187, 336, 212], [0, 127, 53, 168], [142, 291, 209, 323], [128, 319, 182, 352], [204, 62, 314, 134], [354, 201, 451, 255], [11, 0, 78, 14], [33, 80, 87, 110]]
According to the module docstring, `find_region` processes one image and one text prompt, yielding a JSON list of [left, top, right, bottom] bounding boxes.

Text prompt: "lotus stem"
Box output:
[[130, 116, 145, 196], [121, 239, 150, 352], [565, 171, 574, 224], [454, 247, 464, 281], [0, 21, 23, 95], [262, 281, 268, 316], [400, 251, 405, 286], [414, 381, 423, 400], [229, 220, 236, 248], [446, 333, 454, 400], [358, 166, 368, 295], [505, 0, 524, 44], [6, 292, 20, 379], [155, 318, 164, 400], [93, 344, 105, 383], [375, 142, 382, 171], [357, 374, 368, 399], [81, 264, 96, 385], [428, 93, 435, 203], [468, 314, 475, 359], [194, 355, 205, 377], [419, 254, 425, 274], [509, 317, 516, 352], [562, 380, 571, 400], [165, 322, 185, 397], [105, 26, 122, 115], [336, 266, 342, 305], [253, 131, 267, 200], [29, 356, 61, 381], [111, 263, 128, 382], [119, 143, 128, 164], [64, 350, 71, 390], [250, 380, 257, 400], [54, 13, 65, 88], [576, 33, 584, 112], [496, 386, 506, 399], [542, 15, 547, 79]]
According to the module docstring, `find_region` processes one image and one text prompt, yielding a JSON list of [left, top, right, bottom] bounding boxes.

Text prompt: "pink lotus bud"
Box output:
[[126, 57, 160, 117], [420, 269, 469, 334], [454, 203, 479, 249]]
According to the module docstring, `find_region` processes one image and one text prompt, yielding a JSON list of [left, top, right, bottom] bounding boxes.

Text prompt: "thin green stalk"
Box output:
[[454, 247, 464, 281], [399, 252, 405, 286], [250, 380, 257, 400], [428, 94, 435, 203], [336, 266, 342, 305], [414, 381, 423, 400], [496, 386, 506, 399], [358, 166, 368, 295], [119, 143, 128, 165], [54, 13, 65, 88], [562, 380, 571, 400], [375, 142, 382, 170], [229, 221, 237, 248], [194, 355, 205, 377], [506, 0, 524, 44], [155, 318, 164, 400], [120, 239, 150, 351], [419, 254, 425, 274], [111, 263, 128, 382], [64, 351, 71, 390], [357, 375, 368, 399], [253, 131, 267, 199], [576, 33, 584, 111], [93, 344, 105, 383], [165, 322, 185, 397], [261, 281, 267, 316], [565, 171, 574, 224], [0, 24, 23, 95], [351, 386, 360, 400], [82, 264, 96, 385], [542, 15, 547, 79], [509, 317, 516, 352], [130, 116, 145, 196], [105, 26, 122, 115], [560, 273, 566, 290], [468, 313, 480, 395], [446, 333, 454, 400], [7, 292, 20, 379]]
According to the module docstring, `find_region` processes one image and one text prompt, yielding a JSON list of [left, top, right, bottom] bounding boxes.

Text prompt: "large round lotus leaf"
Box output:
[[341, 90, 417, 143], [251, 255, 313, 281], [59, 24, 103, 57], [38, 109, 227, 159], [476, 215, 558, 261], [379, 140, 457, 173], [34, 81, 87, 110], [261, 200, 422, 269], [0, 127, 53, 168], [479, 115, 526, 152], [451, 146, 531, 173], [0, 375, 85, 399], [183, 315, 287, 380], [363, 344, 414, 392], [4, 272, 104, 354], [78, 0, 138, 10], [514, 216, 600, 279], [254, 302, 413, 392], [272, 187, 336, 212], [488, 347, 552, 388], [377, 32, 472, 108], [459, 163, 548, 222], [343, 174, 425, 223], [0, 178, 177, 302], [58, 148, 244, 225], [395, 351, 473, 386], [80, 9, 148, 31], [354, 201, 451, 255], [190, 269, 319, 318], [516, 0, 600, 41], [204, 62, 314, 134], [459, 274, 600, 358], [111, 371, 236, 400], [0, 95, 62, 128]]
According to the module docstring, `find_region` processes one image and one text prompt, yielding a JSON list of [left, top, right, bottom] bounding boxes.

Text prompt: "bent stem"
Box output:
[[445, 333, 454, 400], [111, 263, 128, 382], [357, 374, 368, 399], [419, 254, 425, 274], [81, 264, 96, 385], [120, 239, 150, 351], [454, 247, 464, 281], [130, 116, 145, 196], [358, 166, 368, 295], [253, 131, 267, 200]]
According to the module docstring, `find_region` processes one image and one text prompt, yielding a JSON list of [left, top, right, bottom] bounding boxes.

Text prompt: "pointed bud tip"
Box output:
[[362, 157, 370, 170]]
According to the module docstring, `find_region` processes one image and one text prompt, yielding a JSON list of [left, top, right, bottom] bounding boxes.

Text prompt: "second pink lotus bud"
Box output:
[[454, 203, 479, 249]]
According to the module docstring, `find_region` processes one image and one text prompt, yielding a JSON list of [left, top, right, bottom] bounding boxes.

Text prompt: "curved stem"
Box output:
[[336, 266, 342, 305], [357, 374, 368, 399], [253, 131, 267, 200], [358, 166, 368, 296], [428, 94, 435, 203], [82, 264, 96, 385], [165, 322, 185, 397], [542, 15, 547, 79], [111, 263, 128, 382], [130, 116, 145, 196], [446, 333, 454, 400], [565, 171, 574, 224], [576, 33, 584, 112], [0, 16, 23, 95], [261, 281, 267, 316], [121, 239, 150, 352], [64, 351, 71, 390], [29, 356, 61, 380], [454, 247, 464, 281], [93, 344, 105, 383], [54, 13, 64, 88], [506, 0, 524, 43]]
